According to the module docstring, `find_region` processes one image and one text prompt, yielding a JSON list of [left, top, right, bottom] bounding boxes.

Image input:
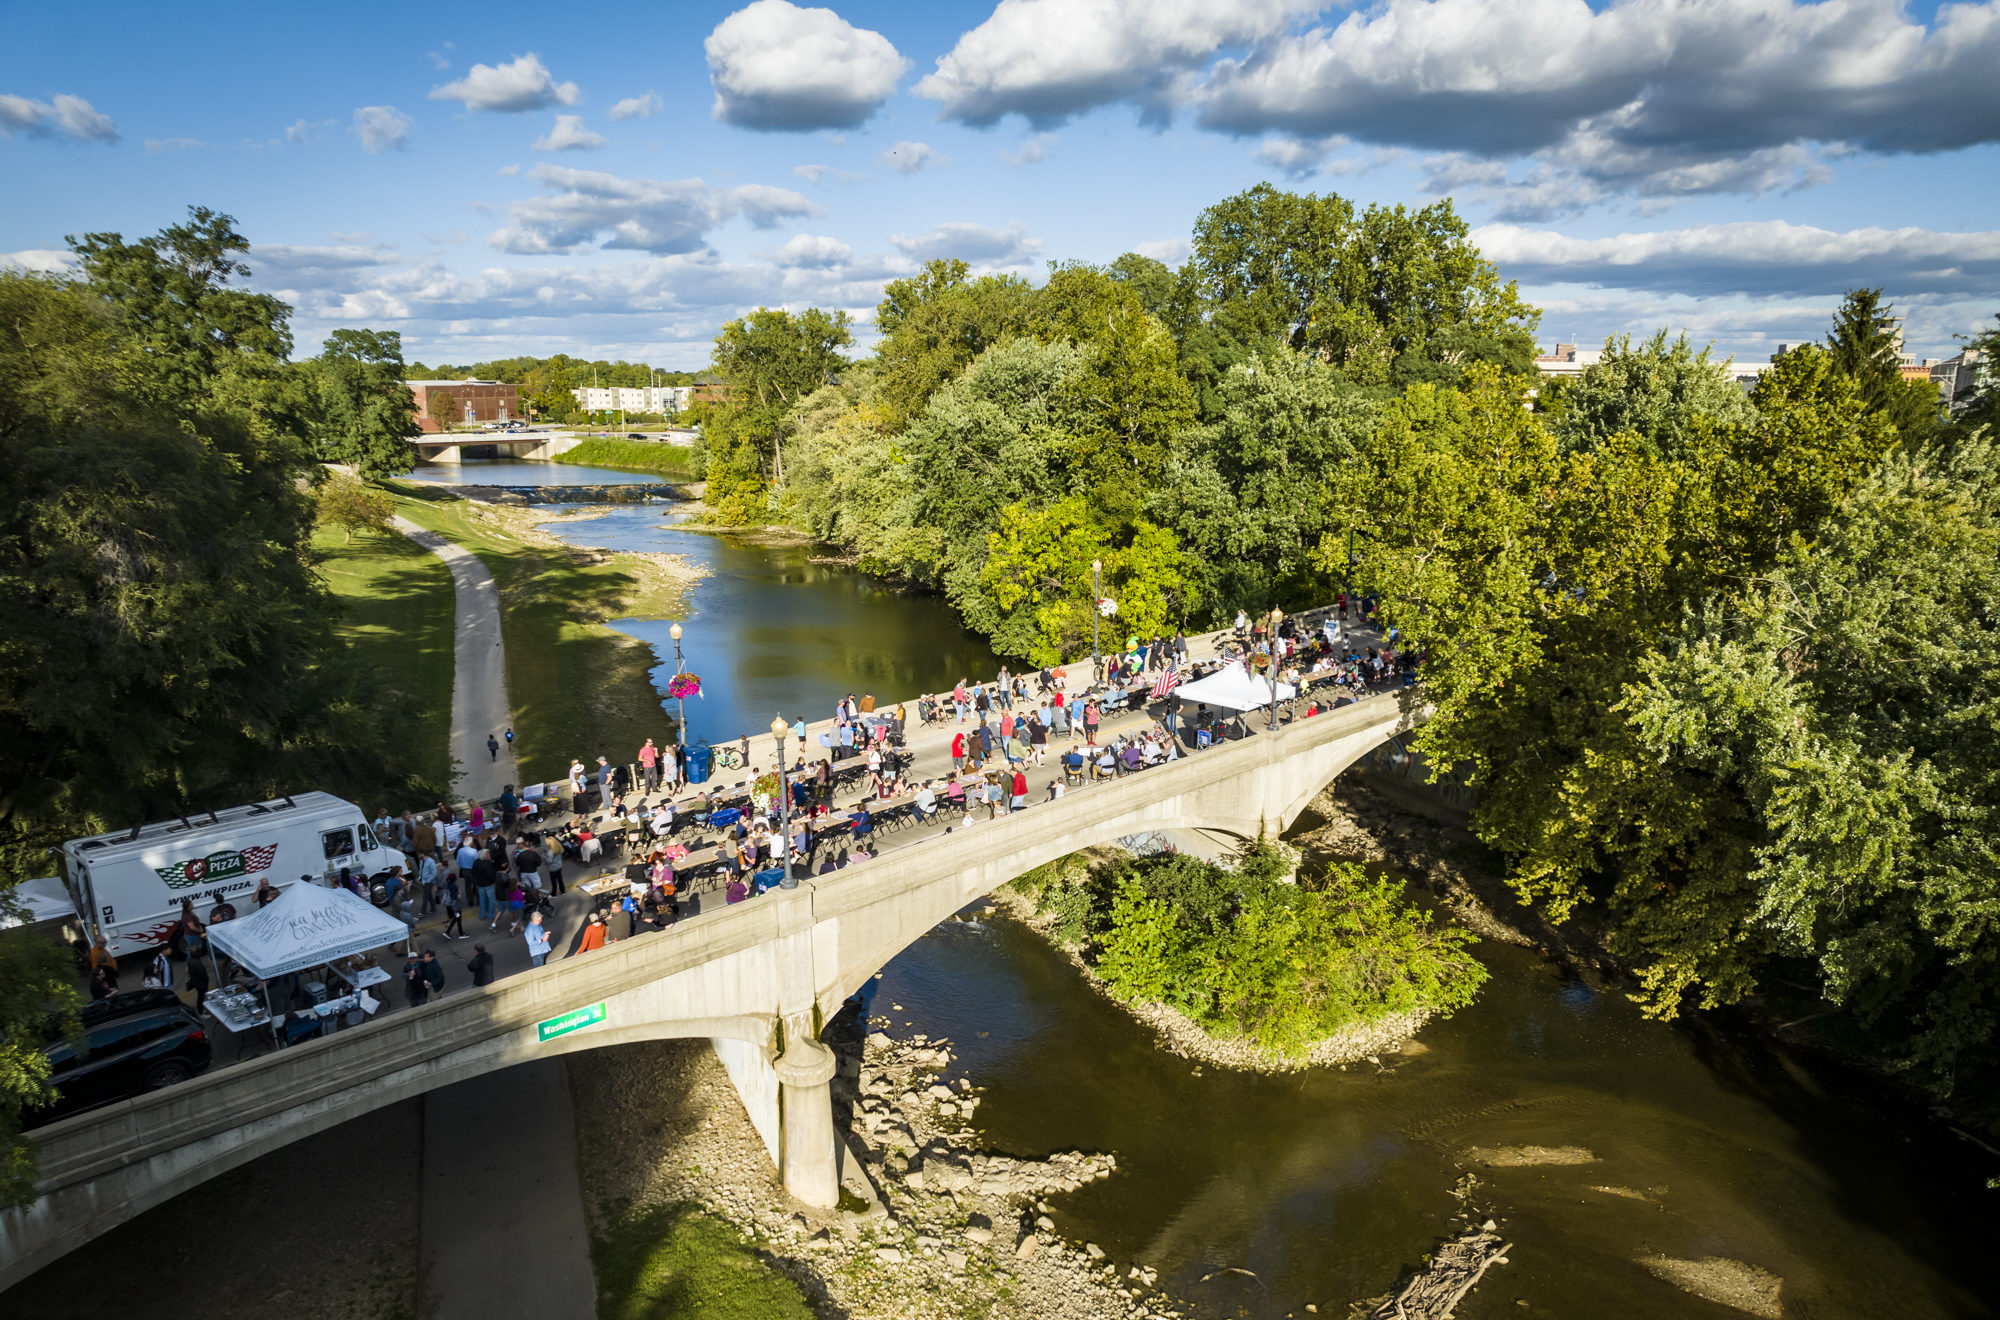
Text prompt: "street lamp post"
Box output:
[[1268, 606, 1286, 732], [1091, 559, 1102, 686], [770, 713, 795, 887], [670, 621, 689, 752]]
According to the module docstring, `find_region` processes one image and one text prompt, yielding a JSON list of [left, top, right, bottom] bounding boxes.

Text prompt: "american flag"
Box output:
[[1149, 666, 1181, 699]]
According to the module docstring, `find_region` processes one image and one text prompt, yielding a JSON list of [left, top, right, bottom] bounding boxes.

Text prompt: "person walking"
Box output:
[[442, 874, 466, 940], [471, 848, 499, 928], [487, 733, 501, 762], [638, 738, 659, 791], [467, 943, 496, 987], [524, 913, 552, 967]]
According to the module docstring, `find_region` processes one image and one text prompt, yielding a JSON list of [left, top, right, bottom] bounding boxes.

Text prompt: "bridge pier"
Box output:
[[774, 1034, 841, 1208]]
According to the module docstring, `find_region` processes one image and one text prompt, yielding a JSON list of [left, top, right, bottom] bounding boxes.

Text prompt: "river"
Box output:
[[451, 460, 2000, 1318]]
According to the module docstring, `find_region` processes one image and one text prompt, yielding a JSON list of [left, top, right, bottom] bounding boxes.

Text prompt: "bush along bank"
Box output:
[[560, 437, 702, 479], [1001, 839, 1488, 1071]]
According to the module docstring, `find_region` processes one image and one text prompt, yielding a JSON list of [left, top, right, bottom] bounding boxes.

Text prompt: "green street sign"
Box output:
[[537, 1002, 607, 1043]]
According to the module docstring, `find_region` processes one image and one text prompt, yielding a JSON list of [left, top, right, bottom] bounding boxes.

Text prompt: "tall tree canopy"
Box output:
[[1825, 287, 1940, 446], [304, 328, 420, 478]]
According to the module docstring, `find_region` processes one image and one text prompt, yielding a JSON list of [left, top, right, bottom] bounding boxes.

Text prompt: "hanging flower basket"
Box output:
[[667, 673, 703, 699]]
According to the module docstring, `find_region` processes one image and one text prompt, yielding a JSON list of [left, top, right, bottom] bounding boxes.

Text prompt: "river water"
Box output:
[[445, 461, 2000, 1319]]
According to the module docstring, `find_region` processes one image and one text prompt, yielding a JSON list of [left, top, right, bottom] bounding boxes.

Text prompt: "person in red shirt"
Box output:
[[576, 913, 608, 954], [1010, 769, 1028, 811], [951, 730, 967, 771]]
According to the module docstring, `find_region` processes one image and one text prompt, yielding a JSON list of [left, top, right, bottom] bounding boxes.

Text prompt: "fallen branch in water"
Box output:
[[1364, 1229, 1511, 1320]]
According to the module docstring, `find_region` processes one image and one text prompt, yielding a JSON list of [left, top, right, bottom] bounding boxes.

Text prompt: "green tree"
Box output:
[[304, 328, 420, 478], [314, 470, 396, 541], [1825, 288, 1940, 446], [872, 259, 1036, 431], [1542, 330, 1756, 457], [1156, 348, 1374, 615], [428, 389, 457, 433], [1190, 184, 1538, 386], [708, 306, 852, 500]]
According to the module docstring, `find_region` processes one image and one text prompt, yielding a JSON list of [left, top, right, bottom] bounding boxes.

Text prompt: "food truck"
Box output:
[[59, 792, 407, 956]]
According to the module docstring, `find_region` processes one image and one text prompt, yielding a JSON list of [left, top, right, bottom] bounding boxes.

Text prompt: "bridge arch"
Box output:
[[0, 690, 1417, 1289]]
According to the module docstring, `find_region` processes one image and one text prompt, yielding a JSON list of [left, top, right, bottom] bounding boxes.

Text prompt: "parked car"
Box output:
[[24, 988, 213, 1128], [626, 432, 647, 439]]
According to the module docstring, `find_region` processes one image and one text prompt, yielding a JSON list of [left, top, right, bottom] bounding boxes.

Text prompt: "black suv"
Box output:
[[26, 988, 213, 1128]]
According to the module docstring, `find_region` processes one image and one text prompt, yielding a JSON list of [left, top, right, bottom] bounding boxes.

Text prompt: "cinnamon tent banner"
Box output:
[[205, 880, 408, 980]]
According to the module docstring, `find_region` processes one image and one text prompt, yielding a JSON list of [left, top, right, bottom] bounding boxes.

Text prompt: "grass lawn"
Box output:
[[591, 1202, 814, 1320], [313, 523, 456, 788], [560, 437, 700, 479], [385, 485, 694, 787]]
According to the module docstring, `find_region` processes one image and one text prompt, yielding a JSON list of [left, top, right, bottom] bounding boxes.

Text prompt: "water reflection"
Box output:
[[534, 504, 1001, 749], [872, 911, 1997, 1319]]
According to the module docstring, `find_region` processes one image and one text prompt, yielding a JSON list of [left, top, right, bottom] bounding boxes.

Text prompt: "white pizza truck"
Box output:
[[60, 792, 409, 957]]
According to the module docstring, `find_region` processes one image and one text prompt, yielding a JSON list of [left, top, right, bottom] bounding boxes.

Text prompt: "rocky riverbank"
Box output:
[[569, 1028, 1193, 1320]]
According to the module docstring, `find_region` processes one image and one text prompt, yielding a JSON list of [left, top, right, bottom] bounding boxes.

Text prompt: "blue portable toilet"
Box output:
[[685, 745, 713, 784]]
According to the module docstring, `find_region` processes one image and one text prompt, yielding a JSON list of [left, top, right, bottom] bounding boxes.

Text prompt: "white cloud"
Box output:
[[917, 0, 1319, 127], [609, 92, 664, 120], [881, 139, 947, 174], [889, 221, 1042, 264], [706, 0, 909, 131], [1, 248, 79, 273], [351, 106, 413, 154], [533, 114, 607, 151], [144, 137, 206, 154], [1000, 134, 1053, 166], [0, 92, 119, 142], [284, 118, 325, 145], [1132, 237, 1191, 266], [1198, 0, 2000, 201], [793, 163, 869, 183], [489, 163, 823, 255], [774, 233, 855, 267], [498, 163, 521, 177], [430, 53, 580, 113], [1475, 220, 2000, 301]]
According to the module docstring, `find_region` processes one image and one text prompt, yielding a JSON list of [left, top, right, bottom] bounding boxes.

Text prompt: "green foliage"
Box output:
[[0, 920, 77, 1207], [1037, 845, 1486, 1061], [1189, 183, 1540, 385], [1825, 288, 1940, 446], [314, 471, 396, 541], [1155, 348, 1375, 614], [591, 1200, 815, 1320], [1542, 330, 1756, 457], [0, 209, 446, 1206], [303, 328, 420, 477], [702, 306, 853, 520], [872, 258, 1036, 431], [559, 438, 699, 479]]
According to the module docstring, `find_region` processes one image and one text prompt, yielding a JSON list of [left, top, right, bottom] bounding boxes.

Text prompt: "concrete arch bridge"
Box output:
[[0, 690, 1417, 1289]]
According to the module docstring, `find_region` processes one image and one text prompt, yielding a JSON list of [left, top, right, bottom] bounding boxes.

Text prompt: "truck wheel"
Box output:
[[143, 1060, 193, 1090]]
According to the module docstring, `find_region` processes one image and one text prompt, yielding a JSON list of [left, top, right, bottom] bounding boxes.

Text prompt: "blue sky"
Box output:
[[4, 0, 1997, 367]]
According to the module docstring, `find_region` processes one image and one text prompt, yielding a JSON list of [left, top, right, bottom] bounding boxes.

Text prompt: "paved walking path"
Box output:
[[419, 1059, 595, 1320], [395, 517, 596, 1317], [395, 517, 520, 803]]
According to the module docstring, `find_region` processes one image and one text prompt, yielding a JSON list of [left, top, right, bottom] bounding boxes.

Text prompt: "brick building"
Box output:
[[405, 379, 520, 432]]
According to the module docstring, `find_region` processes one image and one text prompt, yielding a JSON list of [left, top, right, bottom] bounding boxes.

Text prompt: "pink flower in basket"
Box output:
[[667, 672, 702, 699]]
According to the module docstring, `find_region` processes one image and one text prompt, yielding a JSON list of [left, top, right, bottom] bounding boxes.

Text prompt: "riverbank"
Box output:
[[385, 484, 705, 785], [313, 523, 456, 787], [568, 1027, 1179, 1320], [559, 437, 701, 479]]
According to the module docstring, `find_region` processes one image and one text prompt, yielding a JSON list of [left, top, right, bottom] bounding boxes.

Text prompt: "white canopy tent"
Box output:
[[206, 881, 409, 980], [1, 877, 77, 930], [1174, 662, 1296, 713]]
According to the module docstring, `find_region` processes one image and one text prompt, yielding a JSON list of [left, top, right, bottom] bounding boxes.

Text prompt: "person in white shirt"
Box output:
[[914, 783, 938, 823], [650, 803, 673, 837], [569, 759, 586, 798]]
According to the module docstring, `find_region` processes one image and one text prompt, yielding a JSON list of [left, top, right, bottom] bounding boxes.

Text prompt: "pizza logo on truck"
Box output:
[[155, 843, 280, 890]]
